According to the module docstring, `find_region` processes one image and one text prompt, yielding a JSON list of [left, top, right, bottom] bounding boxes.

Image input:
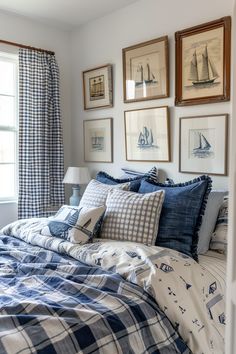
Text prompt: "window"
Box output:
[[0, 52, 18, 201]]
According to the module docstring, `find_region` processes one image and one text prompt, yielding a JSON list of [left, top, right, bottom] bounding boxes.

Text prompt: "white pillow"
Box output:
[[209, 196, 228, 254], [80, 179, 130, 208], [100, 188, 165, 245], [41, 205, 106, 244], [197, 190, 228, 254]]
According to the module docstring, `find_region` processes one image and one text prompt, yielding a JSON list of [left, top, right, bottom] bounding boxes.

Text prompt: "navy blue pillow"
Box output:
[[96, 171, 142, 192], [138, 175, 212, 260]]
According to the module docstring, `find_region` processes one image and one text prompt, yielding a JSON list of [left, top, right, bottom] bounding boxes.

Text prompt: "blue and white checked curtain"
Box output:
[[18, 49, 64, 219]]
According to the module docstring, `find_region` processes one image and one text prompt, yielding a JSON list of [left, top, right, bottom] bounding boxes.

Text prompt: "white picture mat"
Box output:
[[125, 107, 169, 161], [84, 66, 111, 109], [180, 115, 227, 174], [84, 119, 112, 162], [125, 40, 167, 100]]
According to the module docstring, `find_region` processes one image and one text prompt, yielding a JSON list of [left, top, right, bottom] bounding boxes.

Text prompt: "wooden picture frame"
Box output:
[[84, 118, 113, 163], [83, 64, 113, 110], [124, 106, 170, 162], [122, 36, 169, 103], [175, 16, 231, 106], [179, 114, 228, 175]]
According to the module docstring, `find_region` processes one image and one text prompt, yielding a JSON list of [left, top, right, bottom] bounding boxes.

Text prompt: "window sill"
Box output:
[[0, 200, 18, 205]]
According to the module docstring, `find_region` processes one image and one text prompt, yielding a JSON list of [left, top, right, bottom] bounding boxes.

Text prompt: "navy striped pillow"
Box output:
[[121, 166, 158, 183]]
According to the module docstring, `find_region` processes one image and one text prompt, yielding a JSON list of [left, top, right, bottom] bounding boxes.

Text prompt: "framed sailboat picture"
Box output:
[[122, 36, 169, 103], [179, 114, 228, 175], [175, 17, 231, 106], [124, 106, 170, 162], [83, 64, 113, 110], [83, 118, 113, 162]]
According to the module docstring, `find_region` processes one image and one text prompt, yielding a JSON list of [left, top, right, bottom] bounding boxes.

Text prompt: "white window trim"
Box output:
[[0, 52, 18, 203]]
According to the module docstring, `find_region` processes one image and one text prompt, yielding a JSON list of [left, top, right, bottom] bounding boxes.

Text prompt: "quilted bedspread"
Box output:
[[0, 227, 189, 353], [1, 218, 226, 353]]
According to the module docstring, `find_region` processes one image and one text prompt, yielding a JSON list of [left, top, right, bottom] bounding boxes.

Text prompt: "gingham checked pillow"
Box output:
[[80, 179, 130, 208], [100, 188, 165, 244]]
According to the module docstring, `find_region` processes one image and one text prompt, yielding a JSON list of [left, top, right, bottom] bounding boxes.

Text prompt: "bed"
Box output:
[[0, 172, 228, 354], [0, 218, 226, 354]]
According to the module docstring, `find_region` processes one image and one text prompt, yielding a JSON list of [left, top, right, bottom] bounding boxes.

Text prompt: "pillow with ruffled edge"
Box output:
[[138, 175, 212, 261], [96, 171, 142, 192], [96, 167, 158, 192], [41, 205, 106, 244]]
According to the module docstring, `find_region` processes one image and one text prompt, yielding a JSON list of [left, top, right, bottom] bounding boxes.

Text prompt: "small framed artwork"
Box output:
[[122, 36, 169, 103], [84, 118, 113, 162], [124, 106, 170, 162], [83, 64, 113, 110], [175, 16, 231, 106], [179, 114, 228, 175]]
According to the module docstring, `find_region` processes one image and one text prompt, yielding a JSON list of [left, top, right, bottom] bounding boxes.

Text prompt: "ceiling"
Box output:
[[0, 0, 139, 30]]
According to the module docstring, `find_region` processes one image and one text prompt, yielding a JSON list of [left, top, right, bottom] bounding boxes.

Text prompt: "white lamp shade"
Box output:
[[63, 167, 91, 185]]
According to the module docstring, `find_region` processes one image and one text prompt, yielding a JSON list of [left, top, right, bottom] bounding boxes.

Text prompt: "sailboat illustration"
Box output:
[[48, 209, 79, 238], [219, 313, 226, 325], [192, 132, 213, 158], [137, 126, 157, 149], [91, 135, 104, 151], [189, 46, 219, 86], [209, 281, 217, 294], [160, 263, 174, 273], [135, 62, 158, 87]]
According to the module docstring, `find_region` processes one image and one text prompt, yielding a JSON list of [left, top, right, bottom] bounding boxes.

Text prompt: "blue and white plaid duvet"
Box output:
[[0, 234, 189, 354]]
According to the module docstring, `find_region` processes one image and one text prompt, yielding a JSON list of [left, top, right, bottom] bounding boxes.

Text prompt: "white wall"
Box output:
[[226, 0, 236, 352], [0, 11, 72, 227], [70, 0, 233, 189]]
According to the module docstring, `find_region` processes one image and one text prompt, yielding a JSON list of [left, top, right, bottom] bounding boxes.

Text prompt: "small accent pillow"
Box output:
[[100, 188, 165, 245], [210, 196, 228, 254], [198, 190, 228, 254], [41, 205, 106, 244], [138, 175, 212, 260], [80, 179, 130, 208], [121, 166, 159, 183]]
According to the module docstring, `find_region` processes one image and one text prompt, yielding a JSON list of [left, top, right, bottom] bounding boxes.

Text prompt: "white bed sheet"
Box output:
[[199, 250, 226, 295]]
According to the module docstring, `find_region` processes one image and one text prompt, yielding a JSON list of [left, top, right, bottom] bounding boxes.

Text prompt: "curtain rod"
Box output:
[[0, 39, 55, 55]]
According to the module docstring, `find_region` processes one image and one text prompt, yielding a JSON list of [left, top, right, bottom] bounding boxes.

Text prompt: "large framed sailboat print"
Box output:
[[122, 36, 169, 103], [179, 114, 228, 175], [124, 106, 170, 162], [175, 17, 231, 106]]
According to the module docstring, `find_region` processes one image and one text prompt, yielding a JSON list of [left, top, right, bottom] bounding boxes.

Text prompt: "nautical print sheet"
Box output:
[[2, 218, 226, 353]]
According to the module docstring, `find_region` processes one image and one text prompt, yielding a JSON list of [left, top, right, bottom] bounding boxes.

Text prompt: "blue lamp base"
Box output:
[[69, 186, 81, 206]]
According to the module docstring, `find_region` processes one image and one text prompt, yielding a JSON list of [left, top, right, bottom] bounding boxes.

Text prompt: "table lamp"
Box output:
[[63, 167, 91, 206]]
